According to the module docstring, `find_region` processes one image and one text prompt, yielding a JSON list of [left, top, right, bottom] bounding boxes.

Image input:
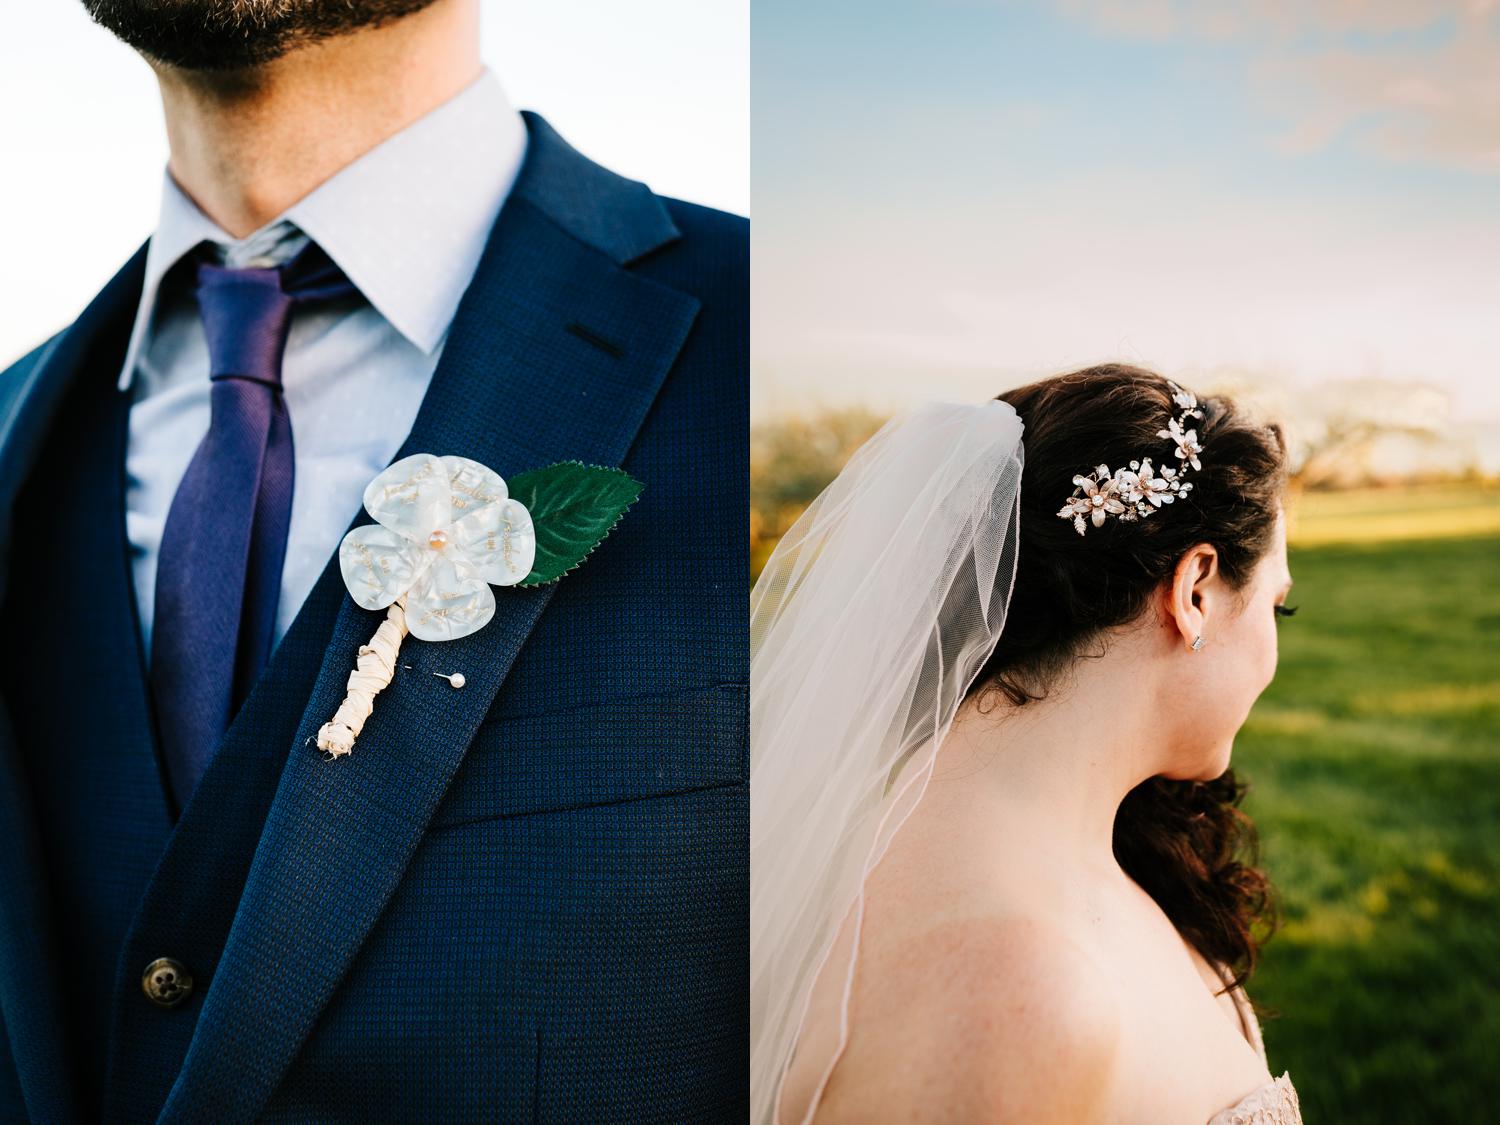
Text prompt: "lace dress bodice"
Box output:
[[1206, 981, 1303, 1124]]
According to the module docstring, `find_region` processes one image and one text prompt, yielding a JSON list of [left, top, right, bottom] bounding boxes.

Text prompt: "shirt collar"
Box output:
[[118, 66, 528, 392]]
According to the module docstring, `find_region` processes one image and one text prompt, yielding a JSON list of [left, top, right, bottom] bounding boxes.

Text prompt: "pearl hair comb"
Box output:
[[1056, 381, 1205, 536]]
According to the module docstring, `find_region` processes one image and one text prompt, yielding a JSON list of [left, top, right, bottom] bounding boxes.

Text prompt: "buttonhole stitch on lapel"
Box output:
[[565, 322, 625, 359]]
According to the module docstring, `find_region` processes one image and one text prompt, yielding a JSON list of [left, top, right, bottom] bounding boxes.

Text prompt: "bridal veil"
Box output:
[[750, 399, 1026, 1123]]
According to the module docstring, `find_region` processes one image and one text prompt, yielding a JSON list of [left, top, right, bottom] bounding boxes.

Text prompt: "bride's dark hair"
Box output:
[[970, 363, 1287, 993]]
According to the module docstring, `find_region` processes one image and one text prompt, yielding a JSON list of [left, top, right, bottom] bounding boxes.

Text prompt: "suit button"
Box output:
[[141, 957, 194, 1008]]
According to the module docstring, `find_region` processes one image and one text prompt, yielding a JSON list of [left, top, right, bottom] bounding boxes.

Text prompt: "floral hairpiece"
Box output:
[[1056, 381, 1205, 536]]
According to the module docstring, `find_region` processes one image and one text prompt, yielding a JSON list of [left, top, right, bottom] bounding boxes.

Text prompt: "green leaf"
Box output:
[[507, 461, 644, 586]]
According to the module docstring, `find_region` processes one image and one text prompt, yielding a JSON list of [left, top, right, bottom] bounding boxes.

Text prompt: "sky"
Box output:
[[0, 0, 747, 369], [753, 0, 1500, 433]]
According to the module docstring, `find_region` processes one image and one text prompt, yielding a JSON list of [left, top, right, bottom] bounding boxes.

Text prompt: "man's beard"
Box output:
[[80, 0, 443, 71]]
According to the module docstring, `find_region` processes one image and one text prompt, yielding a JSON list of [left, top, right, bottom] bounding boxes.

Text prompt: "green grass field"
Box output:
[[1237, 483, 1500, 1122]]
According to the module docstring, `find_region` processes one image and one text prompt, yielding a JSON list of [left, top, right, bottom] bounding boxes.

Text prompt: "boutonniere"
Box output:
[[315, 452, 641, 757]]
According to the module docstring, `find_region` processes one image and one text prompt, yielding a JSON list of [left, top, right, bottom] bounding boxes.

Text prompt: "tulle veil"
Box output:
[[750, 399, 1026, 1123]]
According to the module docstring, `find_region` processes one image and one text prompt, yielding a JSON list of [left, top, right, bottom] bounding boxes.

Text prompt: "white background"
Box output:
[[0, 0, 748, 367]]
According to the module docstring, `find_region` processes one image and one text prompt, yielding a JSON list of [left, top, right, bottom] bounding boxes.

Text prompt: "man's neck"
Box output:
[[151, 0, 480, 239]]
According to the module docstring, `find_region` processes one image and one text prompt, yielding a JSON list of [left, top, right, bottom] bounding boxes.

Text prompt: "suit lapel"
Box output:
[[0, 244, 148, 1125], [157, 121, 700, 1122], [0, 244, 148, 582]]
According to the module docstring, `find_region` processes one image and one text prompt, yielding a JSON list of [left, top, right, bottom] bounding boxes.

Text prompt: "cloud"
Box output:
[[1054, 0, 1500, 172], [1255, 22, 1500, 171], [1059, 0, 1489, 41]]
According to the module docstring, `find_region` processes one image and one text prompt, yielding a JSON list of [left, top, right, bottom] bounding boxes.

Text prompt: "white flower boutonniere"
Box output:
[[316, 452, 642, 757]]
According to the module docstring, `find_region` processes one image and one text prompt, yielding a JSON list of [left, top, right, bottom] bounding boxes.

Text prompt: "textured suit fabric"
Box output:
[[0, 112, 747, 1123]]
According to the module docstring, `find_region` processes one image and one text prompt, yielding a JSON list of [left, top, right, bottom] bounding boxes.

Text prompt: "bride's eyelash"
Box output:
[[1274, 604, 1298, 618]]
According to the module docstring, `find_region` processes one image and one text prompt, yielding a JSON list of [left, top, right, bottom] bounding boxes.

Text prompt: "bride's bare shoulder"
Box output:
[[821, 914, 1123, 1123]]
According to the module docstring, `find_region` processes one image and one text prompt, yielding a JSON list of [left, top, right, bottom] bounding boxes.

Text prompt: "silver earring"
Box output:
[[1191, 635, 1205, 651]]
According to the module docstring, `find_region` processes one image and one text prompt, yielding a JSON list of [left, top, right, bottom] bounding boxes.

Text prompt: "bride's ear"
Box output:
[[1167, 543, 1220, 651]]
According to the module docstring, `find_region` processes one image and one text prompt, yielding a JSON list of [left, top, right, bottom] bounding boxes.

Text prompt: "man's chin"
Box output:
[[79, 0, 439, 72]]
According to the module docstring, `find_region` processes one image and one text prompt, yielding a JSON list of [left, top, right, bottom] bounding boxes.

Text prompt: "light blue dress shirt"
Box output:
[[121, 67, 528, 660]]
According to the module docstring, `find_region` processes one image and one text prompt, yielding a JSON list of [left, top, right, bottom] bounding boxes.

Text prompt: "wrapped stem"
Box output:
[[315, 595, 409, 758]]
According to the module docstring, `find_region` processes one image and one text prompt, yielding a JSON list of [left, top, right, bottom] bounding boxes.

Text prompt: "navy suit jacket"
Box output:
[[0, 113, 747, 1122]]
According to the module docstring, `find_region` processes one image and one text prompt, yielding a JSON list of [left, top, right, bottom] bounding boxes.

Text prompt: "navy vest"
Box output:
[[2, 249, 367, 1119]]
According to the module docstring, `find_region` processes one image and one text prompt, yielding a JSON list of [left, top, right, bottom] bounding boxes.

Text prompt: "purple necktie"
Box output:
[[151, 237, 359, 815]]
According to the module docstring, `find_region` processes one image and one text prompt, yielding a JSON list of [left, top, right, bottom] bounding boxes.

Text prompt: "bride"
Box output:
[[751, 365, 1303, 1124]]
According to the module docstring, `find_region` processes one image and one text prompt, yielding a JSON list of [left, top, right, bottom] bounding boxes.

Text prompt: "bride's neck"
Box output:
[[936, 641, 1178, 868]]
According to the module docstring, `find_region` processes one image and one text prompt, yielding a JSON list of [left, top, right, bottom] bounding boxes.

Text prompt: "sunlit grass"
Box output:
[[1235, 517, 1499, 1121], [1288, 480, 1500, 545]]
